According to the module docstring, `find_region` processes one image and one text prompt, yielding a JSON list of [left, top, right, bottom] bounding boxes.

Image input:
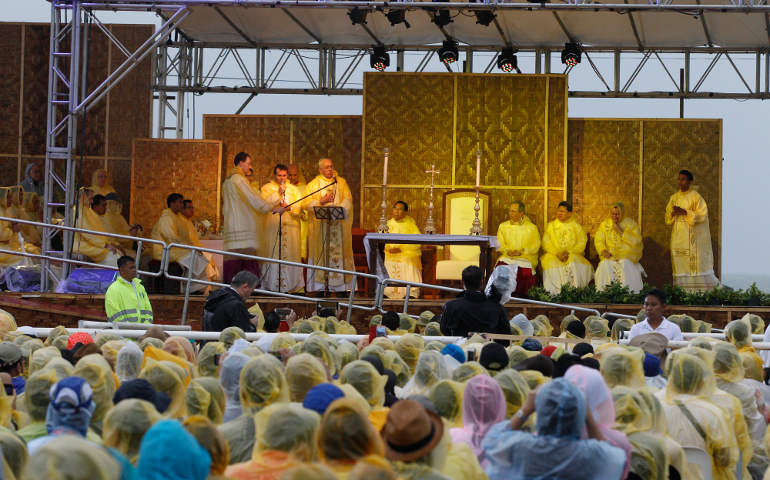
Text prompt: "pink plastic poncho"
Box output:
[[450, 374, 507, 467]]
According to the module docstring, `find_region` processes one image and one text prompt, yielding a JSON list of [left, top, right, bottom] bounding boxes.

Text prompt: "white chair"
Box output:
[[683, 447, 713, 480], [434, 189, 491, 281]]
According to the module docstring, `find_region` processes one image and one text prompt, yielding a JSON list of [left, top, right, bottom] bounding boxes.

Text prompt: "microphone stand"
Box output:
[[273, 178, 337, 293]]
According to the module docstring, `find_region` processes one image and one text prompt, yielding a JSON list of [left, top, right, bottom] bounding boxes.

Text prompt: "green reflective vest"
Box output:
[[104, 276, 153, 324]]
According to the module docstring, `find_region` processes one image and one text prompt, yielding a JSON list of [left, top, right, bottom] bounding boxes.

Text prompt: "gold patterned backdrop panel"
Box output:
[[361, 73, 568, 232], [548, 76, 568, 189], [569, 119, 642, 262], [455, 75, 547, 187], [642, 119, 722, 287], [362, 186, 450, 233], [362, 74, 455, 187], [130, 139, 222, 234]]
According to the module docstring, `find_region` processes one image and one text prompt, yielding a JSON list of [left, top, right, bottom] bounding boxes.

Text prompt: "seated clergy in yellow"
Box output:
[[593, 202, 645, 293], [0, 187, 33, 268], [384, 201, 422, 299], [73, 192, 123, 266], [495, 201, 540, 297], [540, 201, 593, 295]]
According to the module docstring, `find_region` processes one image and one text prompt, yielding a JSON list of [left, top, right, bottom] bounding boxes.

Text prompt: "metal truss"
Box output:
[[42, 0, 190, 289]]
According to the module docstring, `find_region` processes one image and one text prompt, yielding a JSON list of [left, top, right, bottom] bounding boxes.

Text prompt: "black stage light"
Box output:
[[474, 10, 496, 26], [370, 46, 390, 71], [561, 42, 582, 67], [432, 9, 452, 28], [438, 40, 459, 65], [497, 48, 517, 72], [348, 7, 368, 25], [386, 9, 411, 28]]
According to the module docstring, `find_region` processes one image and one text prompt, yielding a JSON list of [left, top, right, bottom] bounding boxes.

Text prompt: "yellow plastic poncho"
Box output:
[[494, 368, 530, 418], [100, 340, 126, 370], [384, 350, 411, 388], [89, 169, 116, 197], [611, 318, 636, 342], [139, 358, 186, 419], [429, 380, 465, 428], [336, 340, 359, 370], [742, 313, 765, 335], [725, 319, 764, 382], [340, 360, 387, 408], [594, 216, 643, 263], [220, 327, 246, 350], [600, 347, 646, 389], [197, 342, 226, 378], [520, 370, 548, 390], [253, 402, 321, 462], [28, 346, 61, 376], [74, 353, 117, 432], [395, 333, 426, 374], [183, 415, 230, 478], [0, 430, 27, 479], [301, 336, 339, 378], [452, 361, 488, 383], [270, 332, 296, 352], [103, 398, 161, 464], [25, 436, 121, 480], [185, 377, 226, 425], [584, 315, 610, 339], [286, 353, 328, 403], [318, 398, 384, 467], [239, 355, 290, 414]]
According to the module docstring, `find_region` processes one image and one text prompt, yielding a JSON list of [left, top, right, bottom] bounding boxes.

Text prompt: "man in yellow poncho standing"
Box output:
[[540, 201, 593, 295], [303, 158, 354, 294], [384, 201, 422, 299], [496, 201, 540, 297], [665, 169, 719, 292], [259, 164, 303, 293], [594, 202, 644, 293], [222, 152, 284, 284]]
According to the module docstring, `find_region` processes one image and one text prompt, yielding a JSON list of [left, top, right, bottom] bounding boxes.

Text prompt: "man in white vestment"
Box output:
[[665, 169, 719, 292], [222, 152, 284, 284], [288, 164, 309, 261], [259, 164, 303, 293], [594, 202, 645, 293], [303, 158, 354, 293]]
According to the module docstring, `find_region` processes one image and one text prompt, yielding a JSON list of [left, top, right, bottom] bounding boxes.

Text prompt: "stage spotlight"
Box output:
[[386, 9, 411, 28], [438, 40, 459, 65], [561, 42, 582, 67], [474, 11, 496, 26], [370, 46, 390, 71], [432, 9, 452, 28], [497, 48, 517, 72], [348, 8, 368, 25]]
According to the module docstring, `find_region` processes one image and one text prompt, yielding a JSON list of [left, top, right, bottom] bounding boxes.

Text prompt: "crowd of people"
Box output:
[[0, 281, 769, 479]]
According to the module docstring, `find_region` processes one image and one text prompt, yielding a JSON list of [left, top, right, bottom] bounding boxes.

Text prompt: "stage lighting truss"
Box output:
[[386, 9, 411, 28], [432, 9, 453, 28], [561, 42, 582, 67], [438, 40, 459, 65], [497, 48, 517, 73], [348, 7, 368, 25], [370, 46, 390, 71], [474, 10, 496, 27]]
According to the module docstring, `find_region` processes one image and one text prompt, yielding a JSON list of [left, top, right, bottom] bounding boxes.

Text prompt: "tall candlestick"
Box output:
[[383, 148, 389, 185], [475, 150, 481, 187]]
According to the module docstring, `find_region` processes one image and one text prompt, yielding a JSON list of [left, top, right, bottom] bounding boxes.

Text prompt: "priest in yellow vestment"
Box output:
[[496, 201, 540, 296], [303, 158, 354, 293], [73, 192, 123, 266], [259, 164, 303, 293], [288, 164, 309, 261], [88, 169, 117, 197], [665, 169, 719, 291], [222, 152, 283, 284], [541, 201, 593, 295], [594, 202, 644, 293], [384, 201, 422, 299], [0, 188, 28, 268]]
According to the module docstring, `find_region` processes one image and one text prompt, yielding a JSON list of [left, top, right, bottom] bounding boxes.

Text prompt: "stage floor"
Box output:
[[2, 292, 768, 333]]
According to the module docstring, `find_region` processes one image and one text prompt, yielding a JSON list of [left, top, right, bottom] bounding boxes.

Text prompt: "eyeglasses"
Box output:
[[3, 384, 12, 396]]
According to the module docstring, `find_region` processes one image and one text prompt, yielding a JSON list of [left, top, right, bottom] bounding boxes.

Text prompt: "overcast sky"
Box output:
[[9, 1, 770, 288]]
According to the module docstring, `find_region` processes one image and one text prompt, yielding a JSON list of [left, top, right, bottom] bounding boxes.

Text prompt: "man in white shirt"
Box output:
[[627, 288, 684, 342]]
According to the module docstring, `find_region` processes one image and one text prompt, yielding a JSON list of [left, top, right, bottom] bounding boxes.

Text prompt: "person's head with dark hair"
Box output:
[[264, 311, 280, 333], [566, 320, 586, 339], [580, 357, 601, 370], [553, 353, 581, 378], [234, 152, 250, 166], [230, 270, 258, 300], [90, 194, 107, 215], [392, 201, 408, 221], [0, 343, 23, 376], [572, 342, 594, 358], [556, 201, 573, 222], [461, 265, 482, 291], [117, 255, 137, 282], [166, 193, 184, 212], [509, 201, 525, 223], [644, 288, 667, 325], [273, 164, 288, 187], [182, 200, 194, 219], [273, 164, 288, 175], [381, 311, 399, 331], [678, 169, 693, 191], [318, 307, 337, 318]]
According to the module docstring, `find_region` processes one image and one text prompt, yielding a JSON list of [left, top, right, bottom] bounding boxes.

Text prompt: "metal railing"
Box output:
[[0, 216, 649, 326], [0, 216, 166, 284]]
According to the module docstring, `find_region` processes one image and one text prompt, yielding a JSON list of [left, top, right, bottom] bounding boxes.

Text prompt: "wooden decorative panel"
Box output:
[[0, 24, 22, 156], [21, 25, 49, 157], [130, 139, 222, 234], [203, 114, 362, 226], [569, 118, 721, 287], [361, 72, 568, 235], [0, 157, 18, 188]]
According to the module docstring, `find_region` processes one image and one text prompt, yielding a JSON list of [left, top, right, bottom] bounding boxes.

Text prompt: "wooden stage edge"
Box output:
[[2, 292, 769, 334]]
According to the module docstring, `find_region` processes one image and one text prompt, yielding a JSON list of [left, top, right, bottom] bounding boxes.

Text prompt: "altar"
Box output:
[[363, 233, 500, 284]]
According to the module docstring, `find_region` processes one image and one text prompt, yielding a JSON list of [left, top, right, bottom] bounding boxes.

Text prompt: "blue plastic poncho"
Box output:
[[482, 377, 626, 480], [136, 420, 211, 480], [220, 352, 250, 423]]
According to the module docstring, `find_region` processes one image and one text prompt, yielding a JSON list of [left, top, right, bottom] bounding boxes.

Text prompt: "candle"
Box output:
[[475, 150, 481, 187], [383, 148, 389, 185]]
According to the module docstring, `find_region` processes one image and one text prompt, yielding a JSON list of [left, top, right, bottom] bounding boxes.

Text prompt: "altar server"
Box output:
[[384, 201, 422, 299]]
